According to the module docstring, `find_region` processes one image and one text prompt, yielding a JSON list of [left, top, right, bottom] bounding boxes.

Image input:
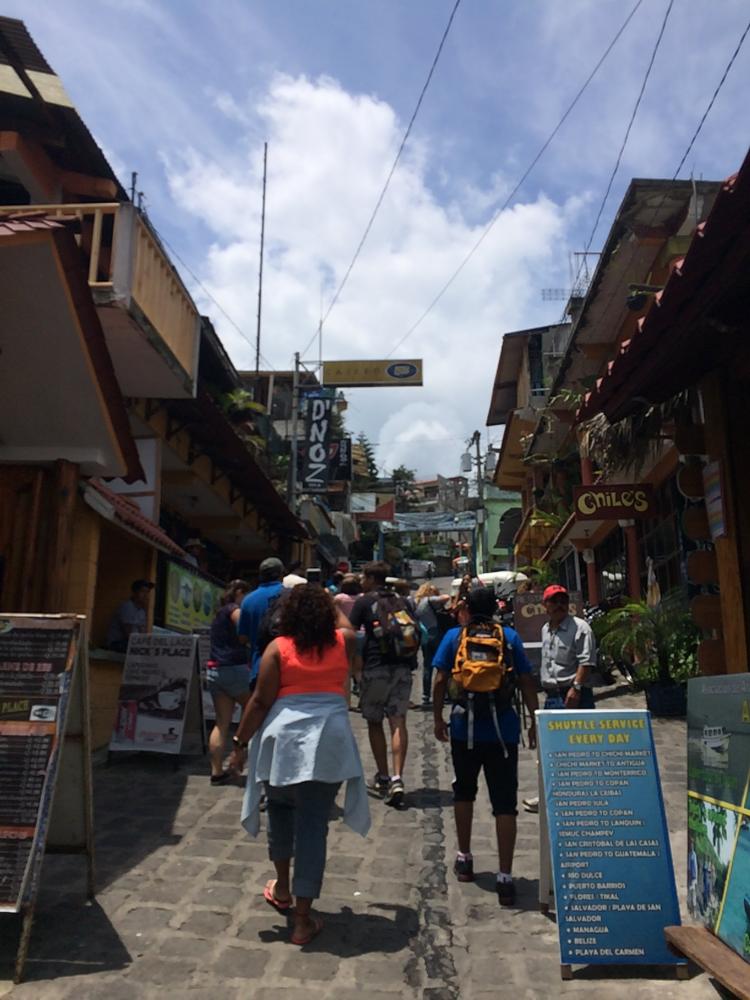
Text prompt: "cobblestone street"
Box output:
[[0, 686, 720, 999]]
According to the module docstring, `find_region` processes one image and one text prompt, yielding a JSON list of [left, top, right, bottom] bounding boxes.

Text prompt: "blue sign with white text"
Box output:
[[538, 709, 683, 967]]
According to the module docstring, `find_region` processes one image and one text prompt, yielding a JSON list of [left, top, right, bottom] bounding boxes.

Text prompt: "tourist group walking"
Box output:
[[203, 558, 596, 944]]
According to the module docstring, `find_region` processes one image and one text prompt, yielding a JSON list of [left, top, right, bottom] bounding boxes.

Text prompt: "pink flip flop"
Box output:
[[291, 915, 324, 946], [263, 879, 292, 912]]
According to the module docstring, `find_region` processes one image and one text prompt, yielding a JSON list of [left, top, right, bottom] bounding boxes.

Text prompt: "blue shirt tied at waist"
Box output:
[[241, 693, 371, 838]]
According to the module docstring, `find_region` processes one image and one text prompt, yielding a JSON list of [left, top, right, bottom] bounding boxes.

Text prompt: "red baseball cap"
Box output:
[[543, 584, 569, 602]]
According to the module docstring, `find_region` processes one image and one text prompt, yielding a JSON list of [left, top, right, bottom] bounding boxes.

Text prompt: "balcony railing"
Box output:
[[0, 203, 199, 394]]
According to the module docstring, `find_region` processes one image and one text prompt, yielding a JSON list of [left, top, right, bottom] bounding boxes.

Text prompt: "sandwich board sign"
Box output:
[[0, 614, 94, 983], [536, 708, 685, 979], [109, 633, 205, 756]]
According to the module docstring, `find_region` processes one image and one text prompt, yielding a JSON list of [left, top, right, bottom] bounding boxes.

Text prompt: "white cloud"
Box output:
[[164, 73, 576, 476]]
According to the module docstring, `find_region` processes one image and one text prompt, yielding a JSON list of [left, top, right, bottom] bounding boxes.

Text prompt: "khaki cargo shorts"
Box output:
[[359, 665, 413, 723]]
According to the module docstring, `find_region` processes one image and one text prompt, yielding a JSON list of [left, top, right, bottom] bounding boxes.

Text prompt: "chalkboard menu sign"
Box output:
[[537, 708, 683, 971], [0, 615, 94, 983], [0, 619, 78, 913]]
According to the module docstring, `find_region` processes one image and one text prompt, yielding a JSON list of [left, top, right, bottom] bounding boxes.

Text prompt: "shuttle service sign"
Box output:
[[537, 708, 683, 969]]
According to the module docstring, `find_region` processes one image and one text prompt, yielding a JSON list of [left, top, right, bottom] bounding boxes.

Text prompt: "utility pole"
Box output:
[[471, 430, 486, 574], [288, 351, 300, 512], [255, 141, 268, 373]]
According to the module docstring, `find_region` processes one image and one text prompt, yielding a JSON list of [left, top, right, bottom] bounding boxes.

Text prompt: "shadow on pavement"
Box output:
[[472, 872, 541, 911], [401, 787, 454, 810], [0, 899, 130, 983], [256, 903, 419, 956], [93, 755, 192, 889], [572, 962, 700, 982]]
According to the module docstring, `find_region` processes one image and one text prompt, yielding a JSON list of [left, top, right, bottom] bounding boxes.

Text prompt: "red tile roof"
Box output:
[[89, 479, 187, 558], [578, 147, 750, 422], [0, 215, 66, 237]]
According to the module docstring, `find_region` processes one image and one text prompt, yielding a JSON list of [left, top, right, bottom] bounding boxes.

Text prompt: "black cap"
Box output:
[[131, 579, 155, 592]]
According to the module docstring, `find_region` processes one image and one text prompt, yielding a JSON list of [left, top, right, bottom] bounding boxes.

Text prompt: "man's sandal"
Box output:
[[291, 916, 324, 946], [263, 879, 292, 912]]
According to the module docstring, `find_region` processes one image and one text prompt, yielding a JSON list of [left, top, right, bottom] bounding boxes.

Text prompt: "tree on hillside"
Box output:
[[354, 431, 379, 486], [392, 464, 416, 512]]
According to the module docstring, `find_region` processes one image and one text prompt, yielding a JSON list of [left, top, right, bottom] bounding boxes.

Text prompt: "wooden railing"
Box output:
[[0, 203, 198, 380]]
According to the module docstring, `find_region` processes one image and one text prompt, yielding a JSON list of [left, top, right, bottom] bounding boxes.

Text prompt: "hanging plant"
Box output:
[[579, 390, 692, 478]]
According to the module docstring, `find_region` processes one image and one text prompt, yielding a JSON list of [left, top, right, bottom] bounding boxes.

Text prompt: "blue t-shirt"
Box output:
[[433, 624, 531, 744], [238, 581, 284, 680]]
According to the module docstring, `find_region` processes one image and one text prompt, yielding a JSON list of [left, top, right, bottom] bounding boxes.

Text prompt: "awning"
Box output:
[[84, 479, 187, 558]]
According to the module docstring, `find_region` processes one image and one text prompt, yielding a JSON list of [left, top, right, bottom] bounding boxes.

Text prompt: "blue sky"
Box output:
[[6, 0, 750, 475]]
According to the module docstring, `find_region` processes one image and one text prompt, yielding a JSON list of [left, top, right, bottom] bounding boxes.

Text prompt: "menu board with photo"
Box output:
[[164, 561, 223, 633], [0, 618, 77, 913], [109, 633, 204, 755], [537, 708, 683, 971], [687, 675, 750, 965]]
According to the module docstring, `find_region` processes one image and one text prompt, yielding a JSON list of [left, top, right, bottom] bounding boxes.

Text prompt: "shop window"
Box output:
[[558, 549, 580, 594], [597, 529, 626, 600], [636, 479, 684, 599]]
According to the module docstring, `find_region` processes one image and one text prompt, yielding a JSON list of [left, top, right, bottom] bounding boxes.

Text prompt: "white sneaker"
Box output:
[[523, 796, 539, 813]]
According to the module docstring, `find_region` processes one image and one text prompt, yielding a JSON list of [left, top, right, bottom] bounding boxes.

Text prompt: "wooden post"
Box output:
[[579, 456, 600, 604], [14, 905, 35, 984], [622, 521, 641, 600], [44, 460, 78, 612], [700, 373, 749, 672]]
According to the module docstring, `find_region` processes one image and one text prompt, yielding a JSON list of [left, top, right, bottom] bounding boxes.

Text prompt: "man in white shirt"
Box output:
[[540, 584, 596, 709], [523, 584, 596, 813], [106, 579, 154, 652]]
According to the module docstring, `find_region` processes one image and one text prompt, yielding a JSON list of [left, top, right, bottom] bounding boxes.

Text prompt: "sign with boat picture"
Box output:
[[686, 674, 750, 964]]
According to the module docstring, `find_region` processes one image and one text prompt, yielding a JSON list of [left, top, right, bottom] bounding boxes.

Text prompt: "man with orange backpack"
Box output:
[[432, 586, 538, 906]]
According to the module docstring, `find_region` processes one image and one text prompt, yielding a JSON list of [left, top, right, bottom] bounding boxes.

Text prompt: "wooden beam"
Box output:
[[161, 470, 199, 487], [185, 516, 242, 530], [577, 341, 615, 361], [664, 926, 749, 999], [60, 170, 117, 199], [0, 131, 57, 200], [44, 460, 78, 612]]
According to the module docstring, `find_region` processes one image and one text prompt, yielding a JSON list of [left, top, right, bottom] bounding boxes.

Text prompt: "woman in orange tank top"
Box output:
[[231, 583, 369, 946]]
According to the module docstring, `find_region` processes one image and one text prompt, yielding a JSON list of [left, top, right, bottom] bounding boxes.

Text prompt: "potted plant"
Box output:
[[222, 388, 265, 425], [594, 596, 700, 717]]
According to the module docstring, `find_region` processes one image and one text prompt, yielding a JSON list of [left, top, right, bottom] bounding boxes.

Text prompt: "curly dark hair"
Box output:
[[278, 583, 337, 655]]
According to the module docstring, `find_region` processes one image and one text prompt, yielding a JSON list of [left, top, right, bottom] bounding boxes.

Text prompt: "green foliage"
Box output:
[[222, 388, 264, 416], [516, 558, 560, 590], [391, 464, 416, 486], [549, 387, 585, 409], [596, 595, 700, 685], [355, 431, 379, 486]]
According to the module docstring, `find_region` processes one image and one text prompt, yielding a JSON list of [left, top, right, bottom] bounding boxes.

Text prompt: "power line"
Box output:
[[583, 12, 750, 341], [385, 0, 645, 358], [584, 0, 673, 254], [672, 15, 750, 180], [300, 0, 463, 361], [567, 0, 674, 304]]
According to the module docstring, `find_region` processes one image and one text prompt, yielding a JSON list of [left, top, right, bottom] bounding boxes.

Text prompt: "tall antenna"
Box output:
[[255, 141, 268, 373]]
